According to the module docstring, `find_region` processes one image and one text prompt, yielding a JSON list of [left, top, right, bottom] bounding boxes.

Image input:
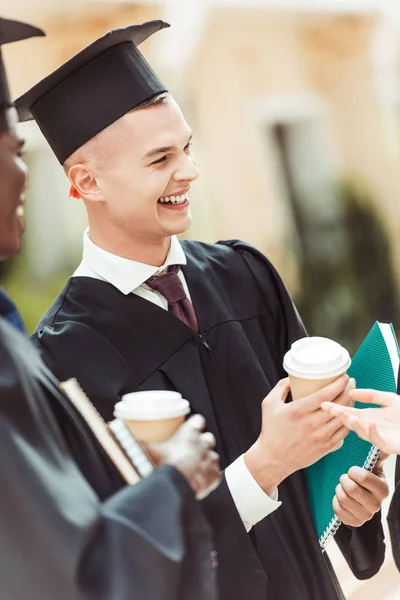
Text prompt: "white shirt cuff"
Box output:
[[225, 454, 281, 532]]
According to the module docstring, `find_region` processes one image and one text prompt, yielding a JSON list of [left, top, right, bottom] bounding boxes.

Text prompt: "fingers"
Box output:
[[197, 432, 218, 468], [333, 484, 372, 526], [375, 448, 390, 464], [350, 389, 396, 407], [143, 442, 164, 466], [269, 378, 291, 402], [332, 468, 388, 526], [186, 414, 206, 431], [328, 424, 349, 448], [296, 375, 350, 413], [318, 413, 348, 439], [194, 451, 222, 500], [333, 494, 361, 526], [333, 378, 356, 407], [366, 422, 396, 454], [276, 377, 290, 389], [201, 431, 216, 449], [321, 405, 389, 449], [346, 466, 389, 500], [334, 482, 369, 520], [346, 415, 374, 442], [321, 402, 358, 418]]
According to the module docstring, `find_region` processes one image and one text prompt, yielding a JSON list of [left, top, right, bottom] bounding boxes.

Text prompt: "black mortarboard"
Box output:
[[0, 17, 44, 109], [15, 20, 170, 164]]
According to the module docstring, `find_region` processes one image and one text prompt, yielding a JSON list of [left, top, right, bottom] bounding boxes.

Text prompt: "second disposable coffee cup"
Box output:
[[283, 337, 351, 451], [114, 390, 191, 443], [283, 337, 351, 400]]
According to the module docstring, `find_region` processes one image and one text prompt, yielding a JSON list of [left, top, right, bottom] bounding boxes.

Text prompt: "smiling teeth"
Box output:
[[16, 206, 25, 218], [159, 193, 188, 204]]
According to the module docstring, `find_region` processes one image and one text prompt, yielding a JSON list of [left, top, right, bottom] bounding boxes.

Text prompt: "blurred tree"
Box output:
[[294, 180, 400, 353], [1, 253, 72, 335]]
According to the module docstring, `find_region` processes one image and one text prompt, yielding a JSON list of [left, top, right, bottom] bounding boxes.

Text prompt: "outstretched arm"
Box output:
[[322, 388, 400, 455]]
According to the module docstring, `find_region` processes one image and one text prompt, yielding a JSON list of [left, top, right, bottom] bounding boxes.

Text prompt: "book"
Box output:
[[108, 419, 155, 478], [60, 378, 154, 485], [305, 322, 400, 550]]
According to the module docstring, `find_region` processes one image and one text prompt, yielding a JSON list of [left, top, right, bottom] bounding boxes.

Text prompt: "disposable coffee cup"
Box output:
[[283, 337, 351, 450], [114, 390, 191, 443]]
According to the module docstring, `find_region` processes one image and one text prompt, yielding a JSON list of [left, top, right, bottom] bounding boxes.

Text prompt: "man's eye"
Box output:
[[185, 141, 193, 153], [151, 155, 168, 166]]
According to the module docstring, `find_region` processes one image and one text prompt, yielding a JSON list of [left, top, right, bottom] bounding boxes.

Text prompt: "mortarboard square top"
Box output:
[[15, 20, 170, 164], [0, 17, 44, 110]]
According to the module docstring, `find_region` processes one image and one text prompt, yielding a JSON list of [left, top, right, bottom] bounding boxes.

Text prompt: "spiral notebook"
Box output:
[[60, 378, 154, 484], [305, 322, 400, 551]]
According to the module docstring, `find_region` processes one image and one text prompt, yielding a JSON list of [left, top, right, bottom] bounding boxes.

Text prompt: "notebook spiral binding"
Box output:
[[109, 419, 155, 478], [319, 444, 381, 551]]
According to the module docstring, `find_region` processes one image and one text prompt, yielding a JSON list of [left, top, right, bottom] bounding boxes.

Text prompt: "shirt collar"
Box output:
[[81, 227, 187, 295]]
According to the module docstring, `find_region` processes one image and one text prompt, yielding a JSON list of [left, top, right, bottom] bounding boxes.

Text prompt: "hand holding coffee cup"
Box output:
[[146, 414, 221, 500], [244, 375, 353, 495], [283, 337, 353, 450], [114, 391, 221, 499]]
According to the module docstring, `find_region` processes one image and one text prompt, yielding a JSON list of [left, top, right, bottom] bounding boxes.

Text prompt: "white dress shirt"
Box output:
[[74, 228, 281, 531]]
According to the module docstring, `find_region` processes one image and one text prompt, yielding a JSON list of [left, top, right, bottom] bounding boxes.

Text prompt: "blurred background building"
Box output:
[[1, 0, 400, 596]]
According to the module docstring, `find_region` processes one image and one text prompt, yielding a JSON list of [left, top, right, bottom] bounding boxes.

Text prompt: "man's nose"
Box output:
[[173, 152, 199, 182]]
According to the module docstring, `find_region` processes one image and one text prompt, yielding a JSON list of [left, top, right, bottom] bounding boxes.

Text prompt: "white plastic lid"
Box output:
[[114, 390, 191, 421], [283, 337, 351, 379]]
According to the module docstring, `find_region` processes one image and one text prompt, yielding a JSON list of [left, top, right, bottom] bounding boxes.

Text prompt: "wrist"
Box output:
[[244, 440, 287, 495]]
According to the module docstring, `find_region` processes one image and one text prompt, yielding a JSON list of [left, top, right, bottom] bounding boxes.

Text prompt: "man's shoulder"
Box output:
[[181, 238, 272, 266], [35, 276, 119, 333], [35, 278, 75, 331]]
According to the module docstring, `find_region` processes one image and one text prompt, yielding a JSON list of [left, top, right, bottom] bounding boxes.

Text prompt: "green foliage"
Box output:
[[294, 180, 400, 354], [1, 255, 70, 335]]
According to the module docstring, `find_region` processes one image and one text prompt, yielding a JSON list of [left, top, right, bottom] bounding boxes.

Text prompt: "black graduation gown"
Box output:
[[388, 460, 400, 570], [0, 318, 216, 600], [32, 239, 386, 600]]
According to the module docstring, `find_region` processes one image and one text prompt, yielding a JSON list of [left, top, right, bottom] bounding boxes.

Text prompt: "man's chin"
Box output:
[[0, 237, 22, 262], [163, 213, 192, 237]]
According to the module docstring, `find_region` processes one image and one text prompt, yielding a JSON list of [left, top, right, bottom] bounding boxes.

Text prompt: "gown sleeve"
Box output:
[[0, 334, 216, 600], [221, 240, 386, 579], [388, 459, 400, 571]]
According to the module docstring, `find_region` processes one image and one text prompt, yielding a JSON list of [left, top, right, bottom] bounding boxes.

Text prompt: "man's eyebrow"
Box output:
[[143, 132, 193, 160]]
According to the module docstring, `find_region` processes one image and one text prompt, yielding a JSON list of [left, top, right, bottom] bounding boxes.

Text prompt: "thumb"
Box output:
[[143, 442, 165, 466], [372, 427, 391, 462], [277, 378, 291, 402], [376, 449, 390, 463], [268, 378, 291, 404]]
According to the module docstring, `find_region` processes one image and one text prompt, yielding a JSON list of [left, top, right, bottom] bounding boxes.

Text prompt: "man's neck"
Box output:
[[88, 226, 171, 267]]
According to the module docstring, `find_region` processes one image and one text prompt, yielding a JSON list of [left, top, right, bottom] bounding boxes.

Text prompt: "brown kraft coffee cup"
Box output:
[[283, 337, 351, 450], [114, 390, 191, 444]]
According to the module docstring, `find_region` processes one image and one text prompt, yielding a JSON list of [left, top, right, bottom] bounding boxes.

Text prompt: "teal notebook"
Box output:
[[306, 322, 400, 550]]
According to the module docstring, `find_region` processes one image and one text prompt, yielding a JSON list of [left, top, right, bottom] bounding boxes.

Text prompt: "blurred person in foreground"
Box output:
[[0, 17, 221, 600], [322, 389, 400, 569], [16, 20, 389, 600]]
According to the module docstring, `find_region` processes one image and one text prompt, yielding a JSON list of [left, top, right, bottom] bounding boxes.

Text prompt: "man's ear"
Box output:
[[67, 163, 104, 202]]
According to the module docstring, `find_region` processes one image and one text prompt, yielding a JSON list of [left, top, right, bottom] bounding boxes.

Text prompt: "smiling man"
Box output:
[[16, 20, 389, 600]]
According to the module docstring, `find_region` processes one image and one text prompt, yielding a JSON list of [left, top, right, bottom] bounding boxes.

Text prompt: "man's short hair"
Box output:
[[133, 91, 169, 112]]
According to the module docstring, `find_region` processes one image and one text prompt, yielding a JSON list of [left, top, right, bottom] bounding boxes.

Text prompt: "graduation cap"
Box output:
[[0, 17, 44, 109], [15, 20, 170, 164]]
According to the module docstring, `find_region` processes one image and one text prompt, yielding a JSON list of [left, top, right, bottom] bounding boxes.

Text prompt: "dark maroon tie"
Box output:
[[146, 265, 199, 333]]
